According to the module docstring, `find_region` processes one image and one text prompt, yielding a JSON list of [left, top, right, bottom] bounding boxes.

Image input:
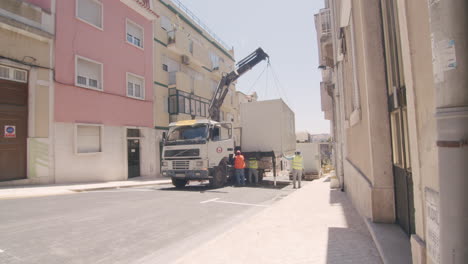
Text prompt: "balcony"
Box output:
[[120, 0, 158, 20], [0, 0, 54, 38], [320, 82, 333, 121], [168, 88, 211, 118], [162, 0, 232, 51], [317, 8, 331, 41], [321, 67, 333, 83]]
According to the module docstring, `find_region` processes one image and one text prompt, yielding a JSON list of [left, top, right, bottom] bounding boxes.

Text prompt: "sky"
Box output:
[[178, 0, 329, 134]]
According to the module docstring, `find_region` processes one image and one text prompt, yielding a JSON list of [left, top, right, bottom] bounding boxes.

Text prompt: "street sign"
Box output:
[[4, 125, 16, 138]]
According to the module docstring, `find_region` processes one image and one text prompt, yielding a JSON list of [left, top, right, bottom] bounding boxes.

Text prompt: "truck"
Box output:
[[238, 99, 297, 183], [161, 48, 269, 188]]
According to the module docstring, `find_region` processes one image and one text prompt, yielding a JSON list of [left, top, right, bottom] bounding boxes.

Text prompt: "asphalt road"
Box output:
[[0, 182, 293, 264]]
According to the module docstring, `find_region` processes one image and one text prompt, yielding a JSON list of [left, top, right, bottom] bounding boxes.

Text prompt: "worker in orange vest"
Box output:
[[234, 150, 246, 186]]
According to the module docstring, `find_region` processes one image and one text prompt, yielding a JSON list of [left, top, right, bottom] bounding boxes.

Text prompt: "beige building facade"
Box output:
[[316, 0, 467, 263], [0, 0, 55, 186], [152, 0, 238, 128]]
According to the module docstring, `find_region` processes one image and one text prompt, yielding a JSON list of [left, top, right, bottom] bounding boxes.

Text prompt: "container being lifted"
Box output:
[[238, 99, 296, 184]]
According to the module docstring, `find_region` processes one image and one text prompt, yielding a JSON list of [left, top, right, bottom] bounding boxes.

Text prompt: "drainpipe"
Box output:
[[428, 1, 468, 263]]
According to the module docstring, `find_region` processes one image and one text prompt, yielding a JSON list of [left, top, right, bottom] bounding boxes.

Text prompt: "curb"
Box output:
[[0, 180, 172, 200], [70, 180, 172, 192]]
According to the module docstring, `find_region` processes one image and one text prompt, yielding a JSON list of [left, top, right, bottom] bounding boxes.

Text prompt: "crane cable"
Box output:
[[268, 61, 294, 108], [245, 62, 268, 95]]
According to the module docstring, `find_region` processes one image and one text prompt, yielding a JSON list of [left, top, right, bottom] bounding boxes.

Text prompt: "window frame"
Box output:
[[0, 65, 28, 83], [76, 0, 104, 31], [126, 72, 145, 100], [74, 123, 104, 155], [75, 55, 104, 91], [126, 18, 144, 50]]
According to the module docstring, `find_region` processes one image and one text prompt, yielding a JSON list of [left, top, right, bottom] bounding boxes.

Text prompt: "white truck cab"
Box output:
[[161, 119, 234, 188]]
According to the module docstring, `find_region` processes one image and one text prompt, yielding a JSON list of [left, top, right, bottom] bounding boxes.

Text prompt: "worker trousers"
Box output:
[[248, 168, 259, 184], [235, 169, 245, 185], [292, 169, 302, 188]]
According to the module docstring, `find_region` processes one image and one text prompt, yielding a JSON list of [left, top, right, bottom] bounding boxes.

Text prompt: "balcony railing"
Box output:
[[319, 8, 331, 39], [168, 88, 210, 117], [162, 0, 232, 51]]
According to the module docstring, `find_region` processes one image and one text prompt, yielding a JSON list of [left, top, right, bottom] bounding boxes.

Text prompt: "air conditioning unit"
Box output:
[[181, 55, 190, 65]]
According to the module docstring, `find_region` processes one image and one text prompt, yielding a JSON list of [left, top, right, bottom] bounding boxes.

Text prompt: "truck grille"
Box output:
[[165, 149, 200, 157], [172, 160, 190, 170]]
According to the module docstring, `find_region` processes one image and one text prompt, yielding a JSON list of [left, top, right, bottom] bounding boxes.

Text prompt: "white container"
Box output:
[[240, 99, 296, 156], [297, 142, 320, 175]]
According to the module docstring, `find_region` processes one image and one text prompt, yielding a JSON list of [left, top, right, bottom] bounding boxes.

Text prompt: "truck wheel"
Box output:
[[210, 165, 226, 188], [172, 178, 188, 188]]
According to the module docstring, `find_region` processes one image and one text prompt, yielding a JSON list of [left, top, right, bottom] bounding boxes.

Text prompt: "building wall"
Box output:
[[317, 0, 457, 262], [53, 0, 157, 183], [0, 0, 54, 186], [55, 0, 153, 127], [333, 0, 394, 222], [152, 0, 237, 127], [396, 0, 439, 262]]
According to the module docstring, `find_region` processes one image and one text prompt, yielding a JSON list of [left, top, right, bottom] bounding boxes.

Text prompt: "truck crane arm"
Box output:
[[208, 48, 269, 121]]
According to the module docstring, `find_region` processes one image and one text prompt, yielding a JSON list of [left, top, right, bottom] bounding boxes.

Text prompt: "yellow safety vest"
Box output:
[[247, 158, 258, 169], [292, 155, 303, 170]]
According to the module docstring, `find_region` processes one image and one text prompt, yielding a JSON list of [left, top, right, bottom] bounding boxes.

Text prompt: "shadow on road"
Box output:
[[158, 180, 290, 192]]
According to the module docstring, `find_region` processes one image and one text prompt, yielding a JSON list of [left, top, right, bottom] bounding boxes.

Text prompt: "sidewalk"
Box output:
[[174, 176, 383, 264], [0, 177, 171, 200]]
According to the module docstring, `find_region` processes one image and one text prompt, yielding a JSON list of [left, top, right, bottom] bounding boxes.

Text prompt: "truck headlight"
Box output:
[[195, 161, 204, 167], [162, 161, 168, 167]]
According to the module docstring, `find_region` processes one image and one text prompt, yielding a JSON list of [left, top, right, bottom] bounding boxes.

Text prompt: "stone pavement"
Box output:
[[0, 177, 171, 200], [174, 176, 382, 264]]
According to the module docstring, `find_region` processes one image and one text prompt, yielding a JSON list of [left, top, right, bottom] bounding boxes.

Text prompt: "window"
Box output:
[[126, 19, 144, 49], [160, 16, 172, 31], [162, 64, 168, 72], [209, 51, 220, 70], [127, 73, 145, 99], [76, 0, 103, 29], [127, 128, 140, 137], [189, 40, 194, 54], [0, 65, 28, 83], [76, 124, 102, 154], [76, 56, 103, 90], [212, 123, 231, 141]]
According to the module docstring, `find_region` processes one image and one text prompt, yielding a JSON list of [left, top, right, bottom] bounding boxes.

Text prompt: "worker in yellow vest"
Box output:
[[247, 156, 259, 184], [291, 151, 304, 189]]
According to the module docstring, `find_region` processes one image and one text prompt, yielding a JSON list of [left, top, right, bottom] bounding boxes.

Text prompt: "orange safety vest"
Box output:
[[234, 155, 246, 169]]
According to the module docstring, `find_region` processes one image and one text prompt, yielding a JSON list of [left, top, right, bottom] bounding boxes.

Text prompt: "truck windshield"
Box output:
[[167, 125, 208, 141]]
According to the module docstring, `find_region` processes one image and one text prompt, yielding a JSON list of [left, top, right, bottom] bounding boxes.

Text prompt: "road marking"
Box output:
[[0, 249, 4, 253], [200, 198, 219, 204], [200, 198, 268, 207], [213, 200, 268, 207]]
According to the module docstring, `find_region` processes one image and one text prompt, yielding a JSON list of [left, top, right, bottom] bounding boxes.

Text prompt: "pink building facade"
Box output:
[[54, 0, 159, 183]]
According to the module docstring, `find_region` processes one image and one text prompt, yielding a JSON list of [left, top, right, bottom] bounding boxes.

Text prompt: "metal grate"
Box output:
[[172, 160, 189, 170]]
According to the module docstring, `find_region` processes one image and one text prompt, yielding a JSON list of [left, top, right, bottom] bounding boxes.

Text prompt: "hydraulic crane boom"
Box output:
[[208, 48, 269, 121]]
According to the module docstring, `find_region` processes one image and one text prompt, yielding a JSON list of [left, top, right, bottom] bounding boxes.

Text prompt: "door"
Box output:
[[127, 139, 140, 178], [0, 79, 28, 181], [381, 0, 415, 236]]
